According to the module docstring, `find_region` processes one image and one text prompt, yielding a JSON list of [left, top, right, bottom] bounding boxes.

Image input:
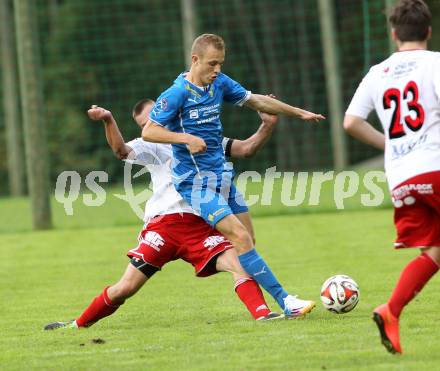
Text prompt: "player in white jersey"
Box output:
[[344, 0, 440, 354], [44, 99, 289, 330]]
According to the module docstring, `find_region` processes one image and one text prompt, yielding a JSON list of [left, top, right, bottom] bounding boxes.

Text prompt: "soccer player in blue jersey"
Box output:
[[142, 34, 324, 317]]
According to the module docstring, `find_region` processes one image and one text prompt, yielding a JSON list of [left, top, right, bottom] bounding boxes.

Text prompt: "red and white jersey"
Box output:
[[346, 50, 440, 190], [125, 138, 232, 221], [125, 138, 195, 221]]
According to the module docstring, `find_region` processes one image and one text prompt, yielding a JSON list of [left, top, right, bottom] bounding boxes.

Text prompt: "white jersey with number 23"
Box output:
[[346, 50, 440, 190]]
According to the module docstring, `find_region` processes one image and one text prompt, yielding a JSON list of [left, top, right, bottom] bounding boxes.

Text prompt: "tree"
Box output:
[[0, 0, 25, 196], [14, 0, 52, 229]]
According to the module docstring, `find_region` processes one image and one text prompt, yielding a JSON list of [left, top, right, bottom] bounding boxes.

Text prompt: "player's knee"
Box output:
[[230, 224, 253, 251], [250, 232, 256, 245], [422, 247, 440, 266], [230, 223, 247, 240], [228, 263, 248, 277], [216, 217, 253, 251], [216, 249, 246, 274]]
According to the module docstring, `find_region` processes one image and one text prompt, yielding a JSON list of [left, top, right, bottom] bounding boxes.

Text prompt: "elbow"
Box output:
[[248, 95, 265, 111], [242, 148, 256, 158], [114, 147, 129, 160], [141, 124, 152, 141], [240, 143, 257, 158], [343, 116, 356, 133], [115, 150, 127, 161]]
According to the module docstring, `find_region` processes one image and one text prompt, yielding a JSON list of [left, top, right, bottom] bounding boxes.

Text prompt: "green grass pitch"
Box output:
[[0, 192, 439, 370]]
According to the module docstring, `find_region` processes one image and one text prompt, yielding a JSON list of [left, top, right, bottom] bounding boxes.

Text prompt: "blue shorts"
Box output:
[[176, 172, 248, 226]]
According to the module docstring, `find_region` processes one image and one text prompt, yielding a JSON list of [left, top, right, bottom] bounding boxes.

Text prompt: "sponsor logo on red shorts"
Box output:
[[392, 183, 433, 199], [142, 231, 165, 252], [392, 183, 433, 208], [203, 236, 226, 251]]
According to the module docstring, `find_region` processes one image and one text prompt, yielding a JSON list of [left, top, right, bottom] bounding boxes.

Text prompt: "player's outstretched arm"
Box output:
[[142, 120, 207, 154], [87, 105, 133, 160], [343, 114, 385, 150], [244, 94, 325, 122], [230, 111, 278, 158]]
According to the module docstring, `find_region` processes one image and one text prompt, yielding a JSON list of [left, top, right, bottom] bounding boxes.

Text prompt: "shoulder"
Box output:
[[366, 58, 390, 78], [216, 72, 237, 87], [415, 50, 440, 59], [355, 59, 390, 87], [126, 138, 157, 154], [152, 80, 188, 119], [155, 143, 173, 159], [217, 72, 234, 83], [124, 139, 172, 165], [160, 80, 188, 100], [159, 75, 189, 100], [428, 50, 440, 63], [216, 72, 245, 92]]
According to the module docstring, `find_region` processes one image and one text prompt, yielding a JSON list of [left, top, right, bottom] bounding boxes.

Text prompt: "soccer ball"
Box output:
[[320, 274, 360, 314]]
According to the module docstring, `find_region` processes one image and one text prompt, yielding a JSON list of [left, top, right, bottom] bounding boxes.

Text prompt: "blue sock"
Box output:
[[238, 248, 288, 310]]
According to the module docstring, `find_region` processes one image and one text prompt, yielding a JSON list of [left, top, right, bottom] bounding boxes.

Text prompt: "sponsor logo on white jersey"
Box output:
[[143, 231, 165, 252], [203, 235, 226, 250], [391, 134, 428, 160]]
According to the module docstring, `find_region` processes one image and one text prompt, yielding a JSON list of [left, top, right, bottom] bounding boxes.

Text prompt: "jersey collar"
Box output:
[[180, 72, 212, 96]]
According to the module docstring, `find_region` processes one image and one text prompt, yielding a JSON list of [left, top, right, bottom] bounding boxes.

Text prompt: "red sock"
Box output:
[[388, 254, 439, 318], [76, 286, 123, 327], [235, 278, 271, 319]]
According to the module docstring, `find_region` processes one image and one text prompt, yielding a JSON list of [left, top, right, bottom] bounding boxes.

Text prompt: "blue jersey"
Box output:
[[149, 72, 250, 179]]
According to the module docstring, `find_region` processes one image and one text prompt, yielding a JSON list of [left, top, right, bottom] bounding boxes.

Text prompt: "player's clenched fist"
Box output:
[[87, 105, 112, 122], [186, 134, 207, 154]]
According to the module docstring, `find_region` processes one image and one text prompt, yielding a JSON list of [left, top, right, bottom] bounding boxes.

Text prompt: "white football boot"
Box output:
[[283, 295, 316, 318]]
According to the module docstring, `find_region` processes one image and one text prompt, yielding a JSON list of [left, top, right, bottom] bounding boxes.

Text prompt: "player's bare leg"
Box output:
[[422, 246, 440, 266], [373, 246, 439, 354], [215, 247, 250, 281], [107, 263, 148, 302], [234, 211, 256, 245], [44, 264, 150, 330], [216, 213, 253, 254]]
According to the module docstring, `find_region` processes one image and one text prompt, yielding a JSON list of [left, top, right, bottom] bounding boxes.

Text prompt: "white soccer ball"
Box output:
[[320, 274, 360, 314]]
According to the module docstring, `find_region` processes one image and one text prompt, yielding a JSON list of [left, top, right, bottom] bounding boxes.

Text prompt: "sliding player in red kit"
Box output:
[[44, 100, 286, 330]]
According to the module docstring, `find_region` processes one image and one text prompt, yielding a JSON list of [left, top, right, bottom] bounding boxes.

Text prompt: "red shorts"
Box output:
[[392, 171, 440, 249], [127, 213, 233, 277]]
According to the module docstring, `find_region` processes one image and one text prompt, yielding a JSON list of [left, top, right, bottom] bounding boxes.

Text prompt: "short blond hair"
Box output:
[[191, 34, 225, 57]]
